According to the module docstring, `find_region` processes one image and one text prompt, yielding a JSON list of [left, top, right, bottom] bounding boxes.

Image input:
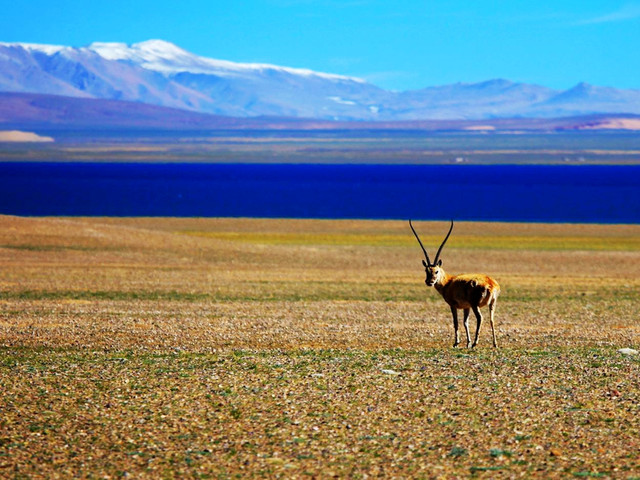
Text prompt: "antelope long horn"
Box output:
[[433, 220, 454, 265], [409, 219, 430, 265]]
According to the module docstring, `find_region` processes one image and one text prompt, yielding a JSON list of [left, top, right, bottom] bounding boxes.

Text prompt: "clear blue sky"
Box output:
[[1, 0, 639, 91]]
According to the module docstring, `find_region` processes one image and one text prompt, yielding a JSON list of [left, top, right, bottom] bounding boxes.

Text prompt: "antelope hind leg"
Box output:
[[489, 299, 498, 348]]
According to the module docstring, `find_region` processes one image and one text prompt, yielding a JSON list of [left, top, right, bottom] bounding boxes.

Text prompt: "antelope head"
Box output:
[[409, 219, 454, 287]]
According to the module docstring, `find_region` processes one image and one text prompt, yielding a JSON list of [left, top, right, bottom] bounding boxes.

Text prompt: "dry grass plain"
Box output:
[[0, 215, 639, 479]]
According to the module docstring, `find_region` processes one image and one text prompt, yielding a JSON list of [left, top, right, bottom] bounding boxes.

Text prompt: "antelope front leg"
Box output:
[[463, 308, 471, 348], [471, 305, 483, 348], [450, 306, 460, 348]]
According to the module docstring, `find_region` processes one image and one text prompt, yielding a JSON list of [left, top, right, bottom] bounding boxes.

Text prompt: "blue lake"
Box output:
[[0, 162, 638, 223]]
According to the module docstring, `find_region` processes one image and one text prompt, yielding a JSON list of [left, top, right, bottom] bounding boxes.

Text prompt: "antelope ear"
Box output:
[[437, 259, 442, 266], [422, 260, 427, 267]]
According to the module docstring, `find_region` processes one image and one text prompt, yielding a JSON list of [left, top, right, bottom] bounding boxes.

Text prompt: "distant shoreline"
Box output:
[[1, 128, 639, 166]]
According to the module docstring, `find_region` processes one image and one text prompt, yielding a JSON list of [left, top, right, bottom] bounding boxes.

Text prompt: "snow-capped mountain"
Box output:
[[1, 39, 640, 120], [88, 40, 361, 82]]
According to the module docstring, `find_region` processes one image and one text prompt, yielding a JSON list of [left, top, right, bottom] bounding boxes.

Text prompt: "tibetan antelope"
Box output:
[[410, 220, 500, 348]]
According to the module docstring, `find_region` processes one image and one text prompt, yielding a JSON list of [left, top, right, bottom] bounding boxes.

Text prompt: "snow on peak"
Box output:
[[89, 39, 190, 62], [0, 41, 68, 55], [88, 42, 133, 60], [88, 39, 364, 83], [134, 39, 189, 56]]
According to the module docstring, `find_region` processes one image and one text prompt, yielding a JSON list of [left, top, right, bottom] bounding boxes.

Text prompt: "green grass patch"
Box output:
[[0, 290, 209, 302], [182, 231, 410, 247], [449, 446, 468, 457], [489, 448, 513, 458], [471, 465, 505, 473], [0, 244, 109, 252], [180, 231, 640, 251], [1, 282, 636, 303]]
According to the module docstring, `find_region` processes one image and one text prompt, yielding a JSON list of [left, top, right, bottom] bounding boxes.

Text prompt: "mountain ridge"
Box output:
[[1, 39, 639, 121], [3, 92, 640, 132]]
